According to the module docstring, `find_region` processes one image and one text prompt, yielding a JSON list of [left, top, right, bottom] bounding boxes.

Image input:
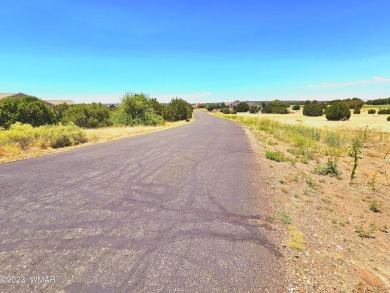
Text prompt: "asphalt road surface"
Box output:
[[0, 110, 285, 292]]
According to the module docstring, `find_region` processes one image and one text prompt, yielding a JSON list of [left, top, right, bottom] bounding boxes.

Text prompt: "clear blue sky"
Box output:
[[1, 0, 389, 103]]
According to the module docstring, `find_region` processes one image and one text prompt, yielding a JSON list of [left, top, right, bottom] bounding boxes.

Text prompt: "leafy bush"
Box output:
[[249, 105, 259, 113], [292, 104, 301, 110], [61, 103, 112, 128], [325, 102, 351, 121], [387, 116, 390, 121], [378, 108, 390, 114], [262, 100, 289, 114], [315, 157, 340, 176], [236, 102, 249, 112], [231, 109, 237, 114], [353, 107, 361, 114], [52, 103, 71, 121], [368, 109, 376, 114], [164, 98, 193, 121], [148, 98, 165, 116], [112, 93, 164, 126], [303, 101, 324, 117], [0, 96, 56, 129], [221, 108, 231, 114]]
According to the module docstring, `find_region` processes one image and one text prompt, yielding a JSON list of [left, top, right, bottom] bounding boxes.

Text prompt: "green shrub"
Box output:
[[0, 96, 56, 129], [303, 101, 324, 117], [292, 104, 301, 110], [353, 107, 361, 114], [222, 108, 231, 114], [112, 93, 165, 126], [315, 157, 340, 176], [231, 109, 237, 114], [262, 100, 289, 114], [164, 98, 193, 121], [368, 109, 376, 114], [148, 98, 165, 116], [61, 103, 112, 128], [236, 102, 249, 112], [249, 105, 259, 113], [325, 102, 351, 121], [378, 108, 390, 114], [387, 116, 390, 121], [52, 103, 70, 121]]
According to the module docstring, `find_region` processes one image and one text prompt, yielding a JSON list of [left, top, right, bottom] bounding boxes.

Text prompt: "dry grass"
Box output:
[[235, 108, 390, 132], [0, 120, 191, 163], [286, 225, 305, 251], [215, 112, 390, 291], [85, 120, 189, 143]]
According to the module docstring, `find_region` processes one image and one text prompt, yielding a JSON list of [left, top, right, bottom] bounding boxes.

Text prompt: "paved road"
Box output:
[[0, 110, 285, 292]]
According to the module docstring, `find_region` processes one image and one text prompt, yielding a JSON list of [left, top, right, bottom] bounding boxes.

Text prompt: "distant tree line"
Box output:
[[205, 102, 226, 111], [0, 93, 193, 129], [328, 98, 363, 109], [366, 98, 390, 105]]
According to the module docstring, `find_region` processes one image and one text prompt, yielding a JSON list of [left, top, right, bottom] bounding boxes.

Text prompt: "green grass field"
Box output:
[[362, 104, 390, 109]]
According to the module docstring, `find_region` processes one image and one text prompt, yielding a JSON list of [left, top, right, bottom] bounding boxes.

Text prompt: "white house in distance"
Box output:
[[0, 93, 74, 107]]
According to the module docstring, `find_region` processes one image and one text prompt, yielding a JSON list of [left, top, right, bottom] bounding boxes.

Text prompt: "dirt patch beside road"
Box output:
[[218, 113, 390, 292]]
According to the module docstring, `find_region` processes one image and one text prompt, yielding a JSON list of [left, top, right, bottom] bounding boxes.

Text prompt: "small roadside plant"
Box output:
[[230, 109, 237, 114], [221, 108, 230, 114], [353, 107, 361, 114], [286, 225, 305, 251], [315, 157, 340, 176], [368, 109, 376, 114], [349, 128, 369, 182], [369, 200, 382, 213], [387, 116, 390, 121], [265, 150, 288, 162], [292, 104, 300, 110], [280, 212, 292, 225], [355, 222, 377, 238]]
